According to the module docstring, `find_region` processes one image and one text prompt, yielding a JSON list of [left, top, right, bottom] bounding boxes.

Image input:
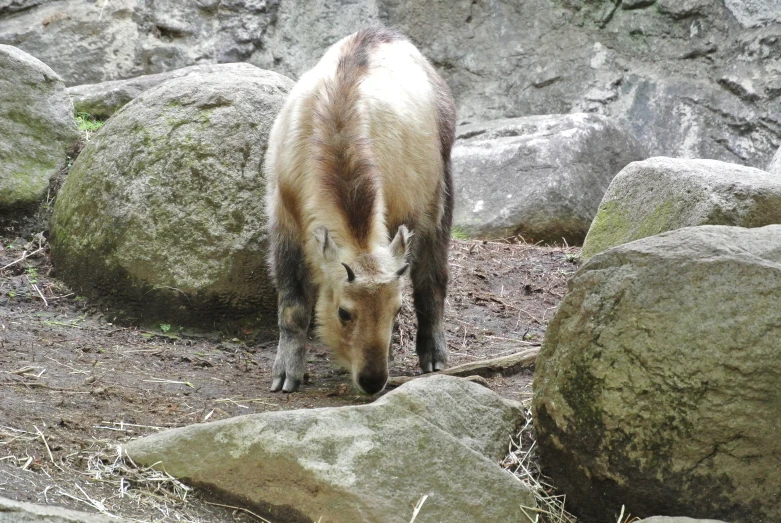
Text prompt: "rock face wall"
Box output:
[[1, 0, 779, 168]]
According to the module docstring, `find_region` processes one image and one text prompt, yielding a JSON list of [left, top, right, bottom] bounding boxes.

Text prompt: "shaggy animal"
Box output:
[[264, 27, 456, 394]]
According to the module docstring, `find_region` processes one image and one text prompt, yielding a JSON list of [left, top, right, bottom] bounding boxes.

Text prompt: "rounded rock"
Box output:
[[51, 63, 294, 328], [534, 225, 781, 522], [0, 45, 79, 212]]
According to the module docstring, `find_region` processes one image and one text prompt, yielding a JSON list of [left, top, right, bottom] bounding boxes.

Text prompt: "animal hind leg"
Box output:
[[269, 226, 312, 392], [410, 225, 450, 373]]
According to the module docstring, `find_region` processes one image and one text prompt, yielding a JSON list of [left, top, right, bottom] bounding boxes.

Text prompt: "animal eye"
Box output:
[[338, 307, 352, 322]]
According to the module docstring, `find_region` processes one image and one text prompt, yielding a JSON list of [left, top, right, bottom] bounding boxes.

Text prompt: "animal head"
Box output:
[[313, 224, 411, 394]]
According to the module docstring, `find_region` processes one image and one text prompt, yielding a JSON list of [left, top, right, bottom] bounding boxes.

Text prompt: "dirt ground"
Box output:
[[1, 193, 579, 521]]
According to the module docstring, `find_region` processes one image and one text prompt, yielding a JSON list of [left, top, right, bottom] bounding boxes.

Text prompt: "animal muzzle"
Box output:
[[356, 369, 388, 395]]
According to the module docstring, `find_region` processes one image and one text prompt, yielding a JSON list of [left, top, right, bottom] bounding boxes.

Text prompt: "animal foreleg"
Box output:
[[411, 230, 450, 373], [270, 232, 312, 393]]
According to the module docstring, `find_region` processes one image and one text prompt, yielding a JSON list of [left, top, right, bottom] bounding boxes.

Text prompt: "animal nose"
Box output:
[[357, 373, 387, 395]]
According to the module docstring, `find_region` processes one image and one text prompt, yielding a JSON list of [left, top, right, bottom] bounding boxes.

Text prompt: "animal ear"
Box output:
[[314, 226, 340, 262], [390, 225, 412, 262], [342, 262, 356, 283]]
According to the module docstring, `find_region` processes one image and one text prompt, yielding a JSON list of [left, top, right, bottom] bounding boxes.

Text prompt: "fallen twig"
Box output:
[[387, 348, 539, 388], [34, 425, 55, 464], [28, 275, 48, 307], [0, 246, 45, 271], [409, 494, 428, 523]]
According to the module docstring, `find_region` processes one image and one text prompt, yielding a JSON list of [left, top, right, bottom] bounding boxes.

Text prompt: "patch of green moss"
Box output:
[[559, 359, 607, 447], [581, 201, 632, 259], [0, 155, 58, 208], [582, 199, 680, 260]]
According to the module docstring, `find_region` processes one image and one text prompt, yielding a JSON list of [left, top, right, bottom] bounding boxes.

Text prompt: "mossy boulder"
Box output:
[[533, 225, 781, 522], [50, 63, 294, 328], [0, 45, 79, 212], [582, 157, 781, 260], [451, 114, 647, 244], [125, 375, 534, 523]]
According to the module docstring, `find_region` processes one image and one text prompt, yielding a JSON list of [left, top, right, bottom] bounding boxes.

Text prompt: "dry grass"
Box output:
[[0, 423, 217, 522], [501, 396, 578, 523]]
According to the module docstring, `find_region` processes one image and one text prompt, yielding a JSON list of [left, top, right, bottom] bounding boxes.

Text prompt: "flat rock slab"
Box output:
[[125, 375, 534, 523], [50, 63, 293, 328], [0, 45, 78, 211], [534, 225, 781, 522], [451, 113, 646, 244], [582, 156, 781, 259], [0, 495, 129, 523]]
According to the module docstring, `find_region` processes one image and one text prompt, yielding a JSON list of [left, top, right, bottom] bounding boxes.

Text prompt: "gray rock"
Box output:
[[533, 224, 781, 523], [3, 0, 780, 167], [723, 0, 781, 27], [50, 63, 293, 328], [768, 146, 781, 174], [582, 157, 781, 259], [125, 375, 534, 523], [0, 495, 129, 522], [0, 45, 78, 212], [0, 1, 144, 86], [614, 74, 771, 167], [0, 0, 276, 86], [68, 63, 264, 118], [638, 518, 729, 523], [451, 114, 647, 244]]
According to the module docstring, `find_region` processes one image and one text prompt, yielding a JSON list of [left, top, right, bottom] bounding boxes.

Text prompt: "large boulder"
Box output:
[[2, 0, 780, 167], [125, 375, 534, 523], [0, 495, 129, 523], [582, 157, 781, 259], [50, 63, 293, 328], [451, 114, 647, 244], [0, 45, 78, 212], [533, 225, 781, 523]]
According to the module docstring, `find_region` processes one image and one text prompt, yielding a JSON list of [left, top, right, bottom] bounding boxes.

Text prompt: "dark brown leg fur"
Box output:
[[411, 158, 453, 373], [269, 223, 312, 392]]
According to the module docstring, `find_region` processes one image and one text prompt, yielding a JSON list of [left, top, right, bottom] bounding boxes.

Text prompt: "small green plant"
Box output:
[[451, 226, 469, 240], [75, 112, 105, 134], [25, 267, 38, 283], [159, 323, 172, 333], [8, 291, 17, 298]]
